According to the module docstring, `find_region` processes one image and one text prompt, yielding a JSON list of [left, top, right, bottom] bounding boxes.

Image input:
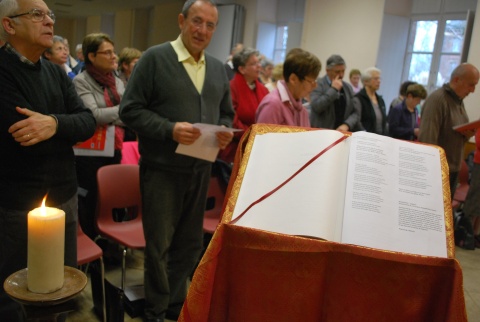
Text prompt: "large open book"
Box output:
[[230, 128, 449, 258]]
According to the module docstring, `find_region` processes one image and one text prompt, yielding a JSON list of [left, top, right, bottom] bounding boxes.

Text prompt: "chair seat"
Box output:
[[453, 184, 469, 203], [451, 199, 460, 210], [97, 218, 145, 249], [203, 217, 220, 234], [77, 231, 103, 265]]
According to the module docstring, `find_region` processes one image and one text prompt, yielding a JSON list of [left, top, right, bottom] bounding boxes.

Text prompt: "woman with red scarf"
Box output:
[[219, 47, 269, 163], [73, 33, 125, 238]]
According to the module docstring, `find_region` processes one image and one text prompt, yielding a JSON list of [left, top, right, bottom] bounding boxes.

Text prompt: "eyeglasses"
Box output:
[[190, 17, 216, 32], [245, 61, 261, 67], [96, 50, 116, 58], [303, 77, 317, 86], [8, 8, 55, 23]]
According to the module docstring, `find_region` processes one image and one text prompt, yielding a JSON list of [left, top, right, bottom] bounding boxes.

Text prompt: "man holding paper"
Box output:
[[419, 63, 479, 198], [120, 1, 234, 321]]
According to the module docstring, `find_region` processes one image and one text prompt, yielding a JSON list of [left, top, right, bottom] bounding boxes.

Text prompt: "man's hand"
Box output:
[[331, 75, 343, 91], [461, 129, 475, 140], [8, 107, 57, 146], [216, 130, 234, 150], [173, 122, 201, 145], [414, 128, 420, 137], [336, 124, 349, 131]]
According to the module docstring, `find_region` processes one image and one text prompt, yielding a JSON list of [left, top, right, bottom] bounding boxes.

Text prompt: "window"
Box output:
[[273, 25, 288, 64], [403, 16, 468, 93]]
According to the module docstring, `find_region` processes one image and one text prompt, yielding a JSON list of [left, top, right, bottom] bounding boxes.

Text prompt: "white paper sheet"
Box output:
[[175, 123, 241, 162]]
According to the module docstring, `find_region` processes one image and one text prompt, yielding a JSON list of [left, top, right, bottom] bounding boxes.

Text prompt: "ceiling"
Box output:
[[44, 0, 183, 18]]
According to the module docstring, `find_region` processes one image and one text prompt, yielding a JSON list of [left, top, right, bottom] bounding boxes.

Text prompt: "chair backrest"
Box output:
[[458, 160, 469, 185], [204, 175, 226, 220], [96, 164, 142, 227]]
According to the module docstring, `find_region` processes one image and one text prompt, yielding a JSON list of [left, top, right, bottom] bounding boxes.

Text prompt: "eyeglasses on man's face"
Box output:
[[190, 17, 216, 32], [96, 50, 116, 58], [8, 8, 56, 23]]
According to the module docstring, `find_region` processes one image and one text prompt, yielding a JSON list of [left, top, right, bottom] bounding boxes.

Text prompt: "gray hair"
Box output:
[[326, 54, 345, 69], [232, 47, 259, 72], [0, 0, 19, 41], [43, 35, 64, 56], [182, 0, 217, 18], [260, 58, 274, 69], [361, 67, 381, 83]]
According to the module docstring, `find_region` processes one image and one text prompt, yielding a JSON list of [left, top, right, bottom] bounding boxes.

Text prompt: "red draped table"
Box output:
[[179, 124, 467, 322]]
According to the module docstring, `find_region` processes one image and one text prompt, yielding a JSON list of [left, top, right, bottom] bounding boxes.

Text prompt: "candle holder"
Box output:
[[3, 266, 87, 306], [4, 266, 87, 322]]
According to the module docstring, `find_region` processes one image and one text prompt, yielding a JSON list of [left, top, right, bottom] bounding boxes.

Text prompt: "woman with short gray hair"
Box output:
[[259, 57, 274, 86], [353, 67, 387, 134]]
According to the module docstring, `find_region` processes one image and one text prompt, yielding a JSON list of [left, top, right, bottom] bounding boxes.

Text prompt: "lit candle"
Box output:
[[27, 197, 65, 293]]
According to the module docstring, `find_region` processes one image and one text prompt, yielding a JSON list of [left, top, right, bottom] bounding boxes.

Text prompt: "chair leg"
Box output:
[[121, 247, 127, 290], [99, 256, 107, 322]]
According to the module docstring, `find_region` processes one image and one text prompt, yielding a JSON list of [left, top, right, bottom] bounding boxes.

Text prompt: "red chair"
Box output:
[[77, 223, 106, 322], [96, 164, 145, 290], [453, 160, 470, 203], [203, 175, 227, 234]]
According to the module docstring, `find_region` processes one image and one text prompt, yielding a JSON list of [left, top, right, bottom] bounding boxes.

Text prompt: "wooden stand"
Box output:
[[3, 266, 87, 322]]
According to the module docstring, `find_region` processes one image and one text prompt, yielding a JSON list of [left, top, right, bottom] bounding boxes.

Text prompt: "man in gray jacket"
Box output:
[[310, 54, 359, 131]]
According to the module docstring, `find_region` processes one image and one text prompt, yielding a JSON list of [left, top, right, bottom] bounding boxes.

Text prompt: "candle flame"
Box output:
[[40, 196, 47, 217]]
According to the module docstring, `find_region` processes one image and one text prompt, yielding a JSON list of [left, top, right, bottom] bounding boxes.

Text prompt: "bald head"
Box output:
[[450, 63, 479, 99]]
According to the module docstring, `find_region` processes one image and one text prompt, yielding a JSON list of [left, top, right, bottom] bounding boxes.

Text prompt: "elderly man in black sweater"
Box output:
[[0, 0, 96, 321]]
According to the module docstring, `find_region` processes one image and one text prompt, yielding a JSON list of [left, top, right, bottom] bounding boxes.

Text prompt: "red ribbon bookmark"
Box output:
[[230, 135, 348, 224]]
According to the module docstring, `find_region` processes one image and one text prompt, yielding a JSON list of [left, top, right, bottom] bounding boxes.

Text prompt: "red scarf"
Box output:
[[86, 64, 124, 150]]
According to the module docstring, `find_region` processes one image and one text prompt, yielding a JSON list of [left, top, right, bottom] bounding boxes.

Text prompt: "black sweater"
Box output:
[[0, 48, 96, 210]]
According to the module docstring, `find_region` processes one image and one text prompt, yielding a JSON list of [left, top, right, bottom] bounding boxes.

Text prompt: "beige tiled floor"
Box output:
[[456, 247, 480, 320], [67, 246, 480, 322]]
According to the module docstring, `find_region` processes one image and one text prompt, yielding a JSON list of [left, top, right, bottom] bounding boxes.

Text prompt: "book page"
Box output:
[[231, 130, 349, 241], [341, 132, 447, 257]]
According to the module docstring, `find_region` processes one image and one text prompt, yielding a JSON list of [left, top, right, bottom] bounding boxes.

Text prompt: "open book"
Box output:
[[230, 129, 448, 258]]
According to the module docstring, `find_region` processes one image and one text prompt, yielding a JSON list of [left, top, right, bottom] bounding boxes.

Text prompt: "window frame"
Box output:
[[402, 13, 467, 94]]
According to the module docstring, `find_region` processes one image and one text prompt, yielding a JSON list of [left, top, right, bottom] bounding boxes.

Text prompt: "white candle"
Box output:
[[27, 198, 65, 293]]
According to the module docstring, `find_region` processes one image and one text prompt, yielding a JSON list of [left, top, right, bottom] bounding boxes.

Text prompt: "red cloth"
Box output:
[[86, 64, 124, 150], [180, 224, 466, 322], [121, 141, 140, 165], [218, 73, 269, 163]]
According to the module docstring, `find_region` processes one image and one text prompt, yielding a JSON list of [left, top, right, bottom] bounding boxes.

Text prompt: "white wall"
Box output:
[[302, 0, 385, 78], [464, 4, 480, 120], [376, 14, 410, 110]]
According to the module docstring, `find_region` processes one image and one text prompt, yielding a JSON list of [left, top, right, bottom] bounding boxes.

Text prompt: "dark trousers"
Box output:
[[141, 163, 211, 319], [0, 195, 78, 322]]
